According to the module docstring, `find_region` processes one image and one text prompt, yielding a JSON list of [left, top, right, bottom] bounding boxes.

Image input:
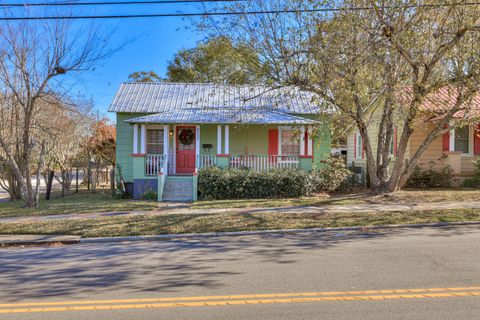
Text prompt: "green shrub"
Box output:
[[141, 187, 157, 200], [463, 158, 480, 188], [198, 167, 309, 200], [405, 164, 453, 188], [309, 157, 352, 192]]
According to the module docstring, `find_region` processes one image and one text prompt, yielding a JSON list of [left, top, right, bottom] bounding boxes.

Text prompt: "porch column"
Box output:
[[299, 126, 306, 156], [217, 125, 222, 154], [133, 124, 138, 154], [216, 124, 229, 168], [307, 126, 313, 157], [163, 124, 169, 159], [299, 126, 312, 172], [196, 125, 200, 167], [449, 127, 455, 152], [224, 125, 230, 154], [140, 124, 146, 154]]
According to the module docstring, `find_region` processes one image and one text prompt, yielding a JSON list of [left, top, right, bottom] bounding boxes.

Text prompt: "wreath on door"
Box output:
[[179, 128, 194, 145]]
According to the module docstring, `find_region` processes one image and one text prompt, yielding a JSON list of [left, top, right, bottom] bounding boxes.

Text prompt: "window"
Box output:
[[280, 129, 300, 156], [454, 126, 470, 154], [389, 127, 396, 156], [147, 129, 164, 154], [355, 133, 363, 159]]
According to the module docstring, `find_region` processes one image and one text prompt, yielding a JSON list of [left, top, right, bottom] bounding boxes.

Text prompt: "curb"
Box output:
[[0, 235, 81, 247], [80, 220, 480, 244]]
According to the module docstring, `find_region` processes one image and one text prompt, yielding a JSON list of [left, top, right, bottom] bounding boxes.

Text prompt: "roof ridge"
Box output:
[[121, 81, 293, 89]]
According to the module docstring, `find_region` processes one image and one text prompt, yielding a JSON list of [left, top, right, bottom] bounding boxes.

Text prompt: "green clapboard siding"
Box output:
[[116, 113, 147, 182]]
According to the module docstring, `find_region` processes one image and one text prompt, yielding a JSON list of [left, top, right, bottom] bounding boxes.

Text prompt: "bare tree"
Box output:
[[200, 0, 480, 193], [0, 19, 112, 207]]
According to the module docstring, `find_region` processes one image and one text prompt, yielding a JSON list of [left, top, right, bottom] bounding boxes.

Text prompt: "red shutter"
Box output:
[[353, 134, 356, 159], [442, 124, 450, 152], [393, 127, 397, 156], [474, 124, 480, 155], [268, 129, 279, 156], [361, 136, 365, 159], [304, 131, 309, 155]]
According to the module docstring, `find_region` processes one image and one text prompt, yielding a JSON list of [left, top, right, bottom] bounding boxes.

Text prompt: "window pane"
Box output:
[[147, 129, 164, 154], [281, 130, 299, 156], [356, 135, 362, 158], [454, 127, 469, 154]]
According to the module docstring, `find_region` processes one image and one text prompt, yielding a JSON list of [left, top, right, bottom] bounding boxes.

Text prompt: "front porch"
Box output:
[[129, 123, 318, 201]]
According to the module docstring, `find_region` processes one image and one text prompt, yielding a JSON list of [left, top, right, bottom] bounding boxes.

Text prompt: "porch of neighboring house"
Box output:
[[129, 123, 317, 202]]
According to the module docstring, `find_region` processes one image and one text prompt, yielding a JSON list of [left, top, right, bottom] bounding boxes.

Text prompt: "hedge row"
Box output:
[[198, 158, 352, 200], [198, 167, 309, 199]]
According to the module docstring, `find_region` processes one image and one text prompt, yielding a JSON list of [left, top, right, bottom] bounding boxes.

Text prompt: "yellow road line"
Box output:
[[1, 291, 479, 314], [1, 286, 479, 308]]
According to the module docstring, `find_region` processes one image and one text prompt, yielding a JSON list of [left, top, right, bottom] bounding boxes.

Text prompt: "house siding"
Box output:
[[116, 112, 147, 182], [410, 122, 478, 175], [409, 123, 446, 171]]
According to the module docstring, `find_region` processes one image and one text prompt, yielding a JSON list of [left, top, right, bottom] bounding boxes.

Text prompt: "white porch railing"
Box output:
[[145, 154, 165, 176], [197, 154, 217, 168], [149, 154, 299, 174], [229, 155, 299, 171]]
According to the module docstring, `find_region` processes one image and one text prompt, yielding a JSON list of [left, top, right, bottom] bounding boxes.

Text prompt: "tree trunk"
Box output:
[[32, 143, 46, 207], [45, 170, 54, 200]]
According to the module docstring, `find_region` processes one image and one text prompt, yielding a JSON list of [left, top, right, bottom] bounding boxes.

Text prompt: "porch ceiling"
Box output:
[[125, 108, 319, 125]]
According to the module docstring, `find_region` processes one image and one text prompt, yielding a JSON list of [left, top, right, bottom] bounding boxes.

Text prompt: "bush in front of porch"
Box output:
[[198, 167, 309, 200], [198, 157, 353, 200]]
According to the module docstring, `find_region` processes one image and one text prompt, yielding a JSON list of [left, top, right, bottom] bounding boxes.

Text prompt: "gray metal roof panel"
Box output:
[[109, 82, 322, 114], [124, 108, 319, 125]]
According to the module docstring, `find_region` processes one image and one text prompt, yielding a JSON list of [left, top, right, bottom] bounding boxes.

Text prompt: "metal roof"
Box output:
[[109, 82, 321, 114], [125, 108, 319, 125]]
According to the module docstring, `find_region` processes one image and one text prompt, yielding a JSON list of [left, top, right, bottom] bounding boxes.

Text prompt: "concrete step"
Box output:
[[162, 179, 194, 202], [162, 195, 193, 202]]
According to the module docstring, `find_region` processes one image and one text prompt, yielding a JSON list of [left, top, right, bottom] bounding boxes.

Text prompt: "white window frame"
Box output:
[[389, 127, 395, 156], [355, 133, 363, 160], [146, 127, 164, 154], [449, 122, 473, 156], [278, 126, 301, 156]]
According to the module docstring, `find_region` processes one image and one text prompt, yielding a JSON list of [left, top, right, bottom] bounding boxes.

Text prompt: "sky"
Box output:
[[5, 1, 208, 121], [72, 14, 203, 121]]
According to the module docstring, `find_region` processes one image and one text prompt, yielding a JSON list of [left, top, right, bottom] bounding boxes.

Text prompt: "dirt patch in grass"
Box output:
[[0, 208, 478, 238]]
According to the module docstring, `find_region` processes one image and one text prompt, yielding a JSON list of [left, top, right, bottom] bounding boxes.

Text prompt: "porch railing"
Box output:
[[145, 154, 165, 176], [197, 154, 217, 168], [147, 154, 300, 174], [229, 155, 300, 171]]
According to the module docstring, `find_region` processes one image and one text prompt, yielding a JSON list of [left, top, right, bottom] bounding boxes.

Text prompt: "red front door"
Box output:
[[176, 126, 196, 174]]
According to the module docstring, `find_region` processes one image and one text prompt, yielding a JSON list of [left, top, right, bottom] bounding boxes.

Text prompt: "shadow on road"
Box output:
[[0, 225, 478, 301]]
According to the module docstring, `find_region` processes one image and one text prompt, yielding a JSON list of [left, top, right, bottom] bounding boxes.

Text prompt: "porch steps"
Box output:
[[162, 176, 194, 202]]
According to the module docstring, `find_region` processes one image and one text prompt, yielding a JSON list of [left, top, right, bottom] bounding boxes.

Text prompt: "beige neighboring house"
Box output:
[[347, 87, 480, 180]]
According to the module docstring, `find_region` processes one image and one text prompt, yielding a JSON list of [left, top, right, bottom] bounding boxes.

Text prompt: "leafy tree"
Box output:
[[166, 36, 268, 84], [201, 0, 480, 193], [128, 71, 162, 83], [0, 20, 112, 207]]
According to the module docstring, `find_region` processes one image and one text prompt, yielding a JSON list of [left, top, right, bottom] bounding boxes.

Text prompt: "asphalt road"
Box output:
[[1, 225, 480, 319]]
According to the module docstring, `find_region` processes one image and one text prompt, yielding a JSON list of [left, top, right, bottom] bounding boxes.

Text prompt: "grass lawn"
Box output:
[[193, 188, 480, 209], [0, 190, 158, 218], [1, 188, 479, 219], [0, 208, 478, 238]]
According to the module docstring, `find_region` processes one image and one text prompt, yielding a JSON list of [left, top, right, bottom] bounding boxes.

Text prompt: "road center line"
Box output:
[[1, 287, 479, 314]]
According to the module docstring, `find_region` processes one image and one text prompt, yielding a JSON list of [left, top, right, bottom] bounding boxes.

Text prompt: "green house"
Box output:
[[109, 82, 331, 201]]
